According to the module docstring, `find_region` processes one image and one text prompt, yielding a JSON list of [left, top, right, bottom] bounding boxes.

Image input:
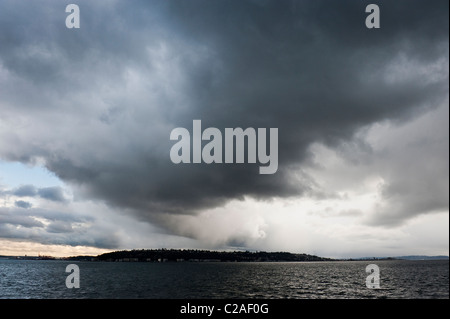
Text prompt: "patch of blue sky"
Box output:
[[0, 160, 63, 188]]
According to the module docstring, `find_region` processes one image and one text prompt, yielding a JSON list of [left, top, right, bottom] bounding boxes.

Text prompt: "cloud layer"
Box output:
[[0, 0, 448, 254]]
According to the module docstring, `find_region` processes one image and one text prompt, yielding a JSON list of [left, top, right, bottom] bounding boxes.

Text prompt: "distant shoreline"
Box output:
[[1, 249, 448, 262]]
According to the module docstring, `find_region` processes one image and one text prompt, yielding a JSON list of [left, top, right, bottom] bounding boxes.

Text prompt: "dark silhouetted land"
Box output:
[[94, 249, 333, 262]]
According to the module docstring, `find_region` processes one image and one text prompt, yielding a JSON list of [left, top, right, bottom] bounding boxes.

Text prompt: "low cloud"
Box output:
[[37, 187, 67, 203], [14, 200, 32, 209], [7, 185, 68, 203], [0, 205, 118, 249], [12, 185, 37, 197]]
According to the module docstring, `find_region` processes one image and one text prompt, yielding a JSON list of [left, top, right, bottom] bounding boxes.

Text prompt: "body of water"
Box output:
[[0, 259, 448, 299]]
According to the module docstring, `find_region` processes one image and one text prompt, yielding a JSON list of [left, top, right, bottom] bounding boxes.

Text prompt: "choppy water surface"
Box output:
[[0, 259, 448, 299]]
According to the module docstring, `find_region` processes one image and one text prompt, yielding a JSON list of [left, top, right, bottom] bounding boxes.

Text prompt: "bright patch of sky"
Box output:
[[0, 160, 63, 188]]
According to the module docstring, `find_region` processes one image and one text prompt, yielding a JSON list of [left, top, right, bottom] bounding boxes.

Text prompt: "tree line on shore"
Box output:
[[94, 249, 332, 262]]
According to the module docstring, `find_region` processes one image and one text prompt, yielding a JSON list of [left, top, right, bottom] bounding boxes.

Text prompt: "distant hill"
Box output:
[[351, 255, 449, 261], [94, 249, 333, 262], [395, 255, 449, 260]]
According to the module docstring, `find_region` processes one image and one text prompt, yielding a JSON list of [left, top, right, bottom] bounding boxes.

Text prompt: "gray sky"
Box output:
[[0, 0, 448, 258]]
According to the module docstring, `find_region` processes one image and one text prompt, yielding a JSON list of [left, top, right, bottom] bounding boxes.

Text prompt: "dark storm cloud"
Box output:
[[0, 0, 448, 230]]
